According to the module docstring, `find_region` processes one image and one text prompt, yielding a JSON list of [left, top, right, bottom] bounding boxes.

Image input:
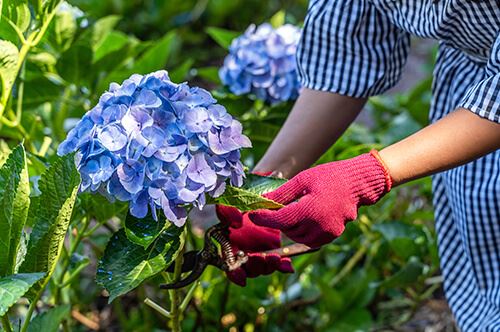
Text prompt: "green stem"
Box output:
[[329, 244, 368, 287], [54, 217, 91, 303], [20, 278, 48, 332], [1, 315, 13, 332], [37, 137, 52, 157], [82, 219, 109, 238], [169, 246, 185, 332], [54, 260, 90, 288], [15, 60, 25, 125], [30, 9, 58, 46], [5, 17, 28, 44]]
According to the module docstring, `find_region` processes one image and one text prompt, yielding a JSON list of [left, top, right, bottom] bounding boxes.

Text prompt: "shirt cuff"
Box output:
[[457, 73, 500, 123]]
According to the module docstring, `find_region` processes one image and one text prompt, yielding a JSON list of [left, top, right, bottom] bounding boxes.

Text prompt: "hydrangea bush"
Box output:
[[58, 70, 251, 226], [219, 23, 301, 105]]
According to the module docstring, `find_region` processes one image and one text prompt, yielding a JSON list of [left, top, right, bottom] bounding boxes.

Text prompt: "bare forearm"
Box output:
[[379, 109, 500, 186], [254, 88, 366, 178]]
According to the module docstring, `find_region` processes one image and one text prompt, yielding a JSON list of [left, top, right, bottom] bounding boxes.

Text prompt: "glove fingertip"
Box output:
[[227, 269, 247, 286], [247, 210, 277, 229], [278, 258, 294, 273], [262, 177, 303, 204]]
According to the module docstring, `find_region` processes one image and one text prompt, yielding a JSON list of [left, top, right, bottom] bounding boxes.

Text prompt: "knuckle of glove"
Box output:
[[216, 205, 243, 227]]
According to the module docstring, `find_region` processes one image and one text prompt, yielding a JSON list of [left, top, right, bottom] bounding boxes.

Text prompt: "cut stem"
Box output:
[[179, 281, 199, 312], [144, 298, 172, 319]]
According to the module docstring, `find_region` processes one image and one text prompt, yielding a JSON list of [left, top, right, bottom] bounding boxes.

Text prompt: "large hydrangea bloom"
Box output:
[[58, 71, 251, 226], [219, 23, 301, 105]]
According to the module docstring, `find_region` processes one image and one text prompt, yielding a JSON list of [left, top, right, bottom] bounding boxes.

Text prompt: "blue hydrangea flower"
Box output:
[[219, 23, 301, 105], [58, 70, 251, 226]]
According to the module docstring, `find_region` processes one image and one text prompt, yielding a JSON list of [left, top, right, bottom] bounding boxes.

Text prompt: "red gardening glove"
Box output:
[[248, 151, 392, 248], [216, 206, 294, 286], [216, 172, 294, 286]]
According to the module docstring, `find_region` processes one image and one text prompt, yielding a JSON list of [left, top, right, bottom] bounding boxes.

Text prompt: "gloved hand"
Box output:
[[216, 191, 294, 286], [248, 151, 392, 248]]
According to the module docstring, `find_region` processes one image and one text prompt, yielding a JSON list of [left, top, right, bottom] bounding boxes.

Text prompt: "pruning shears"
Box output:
[[160, 223, 318, 289]]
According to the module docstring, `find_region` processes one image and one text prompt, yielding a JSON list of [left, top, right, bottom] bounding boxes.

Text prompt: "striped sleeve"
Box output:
[[457, 33, 500, 123], [296, 0, 411, 98]]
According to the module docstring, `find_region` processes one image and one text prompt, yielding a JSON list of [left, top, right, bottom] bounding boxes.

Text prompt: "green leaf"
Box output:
[[0, 145, 30, 276], [0, 272, 45, 316], [79, 193, 125, 223], [2, 0, 30, 32], [241, 173, 287, 195], [169, 58, 194, 83], [55, 15, 120, 84], [246, 121, 282, 144], [56, 43, 93, 83], [93, 30, 131, 63], [0, 39, 19, 98], [20, 154, 80, 298], [195, 66, 220, 84], [124, 212, 166, 249], [79, 15, 121, 52], [270, 10, 285, 28], [26, 304, 71, 332], [0, 140, 11, 166], [23, 76, 63, 108], [129, 31, 177, 74], [97, 31, 177, 93], [213, 173, 286, 210], [379, 256, 424, 289], [373, 221, 425, 260], [328, 308, 373, 332], [28, 52, 57, 66], [14, 232, 27, 273], [403, 77, 432, 127], [0, 16, 19, 44], [373, 221, 423, 241], [97, 225, 185, 302], [213, 174, 285, 211], [53, 9, 77, 51], [381, 112, 421, 146], [206, 27, 238, 50]]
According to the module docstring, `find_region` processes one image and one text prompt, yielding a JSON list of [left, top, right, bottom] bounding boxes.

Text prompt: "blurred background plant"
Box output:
[[0, 0, 455, 330]]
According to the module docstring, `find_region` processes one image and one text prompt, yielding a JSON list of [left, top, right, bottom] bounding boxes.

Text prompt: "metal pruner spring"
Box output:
[[160, 223, 248, 290], [160, 223, 317, 290]]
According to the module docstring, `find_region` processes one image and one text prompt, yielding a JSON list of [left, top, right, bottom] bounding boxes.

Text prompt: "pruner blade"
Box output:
[[160, 223, 247, 290], [159, 223, 319, 290]]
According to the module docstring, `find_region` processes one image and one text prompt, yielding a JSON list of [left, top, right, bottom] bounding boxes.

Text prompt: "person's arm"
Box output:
[[254, 88, 367, 178], [379, 108, 500, 186], [248, 106, 500, 248]]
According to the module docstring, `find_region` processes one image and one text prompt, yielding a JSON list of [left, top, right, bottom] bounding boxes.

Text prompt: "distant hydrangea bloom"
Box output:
[[219, 23, 301, 105], [58, 71, 251, 226]]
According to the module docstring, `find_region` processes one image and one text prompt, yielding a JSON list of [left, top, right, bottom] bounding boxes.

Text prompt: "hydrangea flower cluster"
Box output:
[[219, 23, 301, 105], [58, 71, 251, 226]]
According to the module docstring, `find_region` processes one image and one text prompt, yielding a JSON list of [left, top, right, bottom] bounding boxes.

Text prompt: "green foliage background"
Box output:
[[0, 0, 444, 331]]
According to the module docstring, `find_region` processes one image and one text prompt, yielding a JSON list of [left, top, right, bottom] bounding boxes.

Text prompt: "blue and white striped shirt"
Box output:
[[297, 0, 500, 123], [297, 1, 500, 330]]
